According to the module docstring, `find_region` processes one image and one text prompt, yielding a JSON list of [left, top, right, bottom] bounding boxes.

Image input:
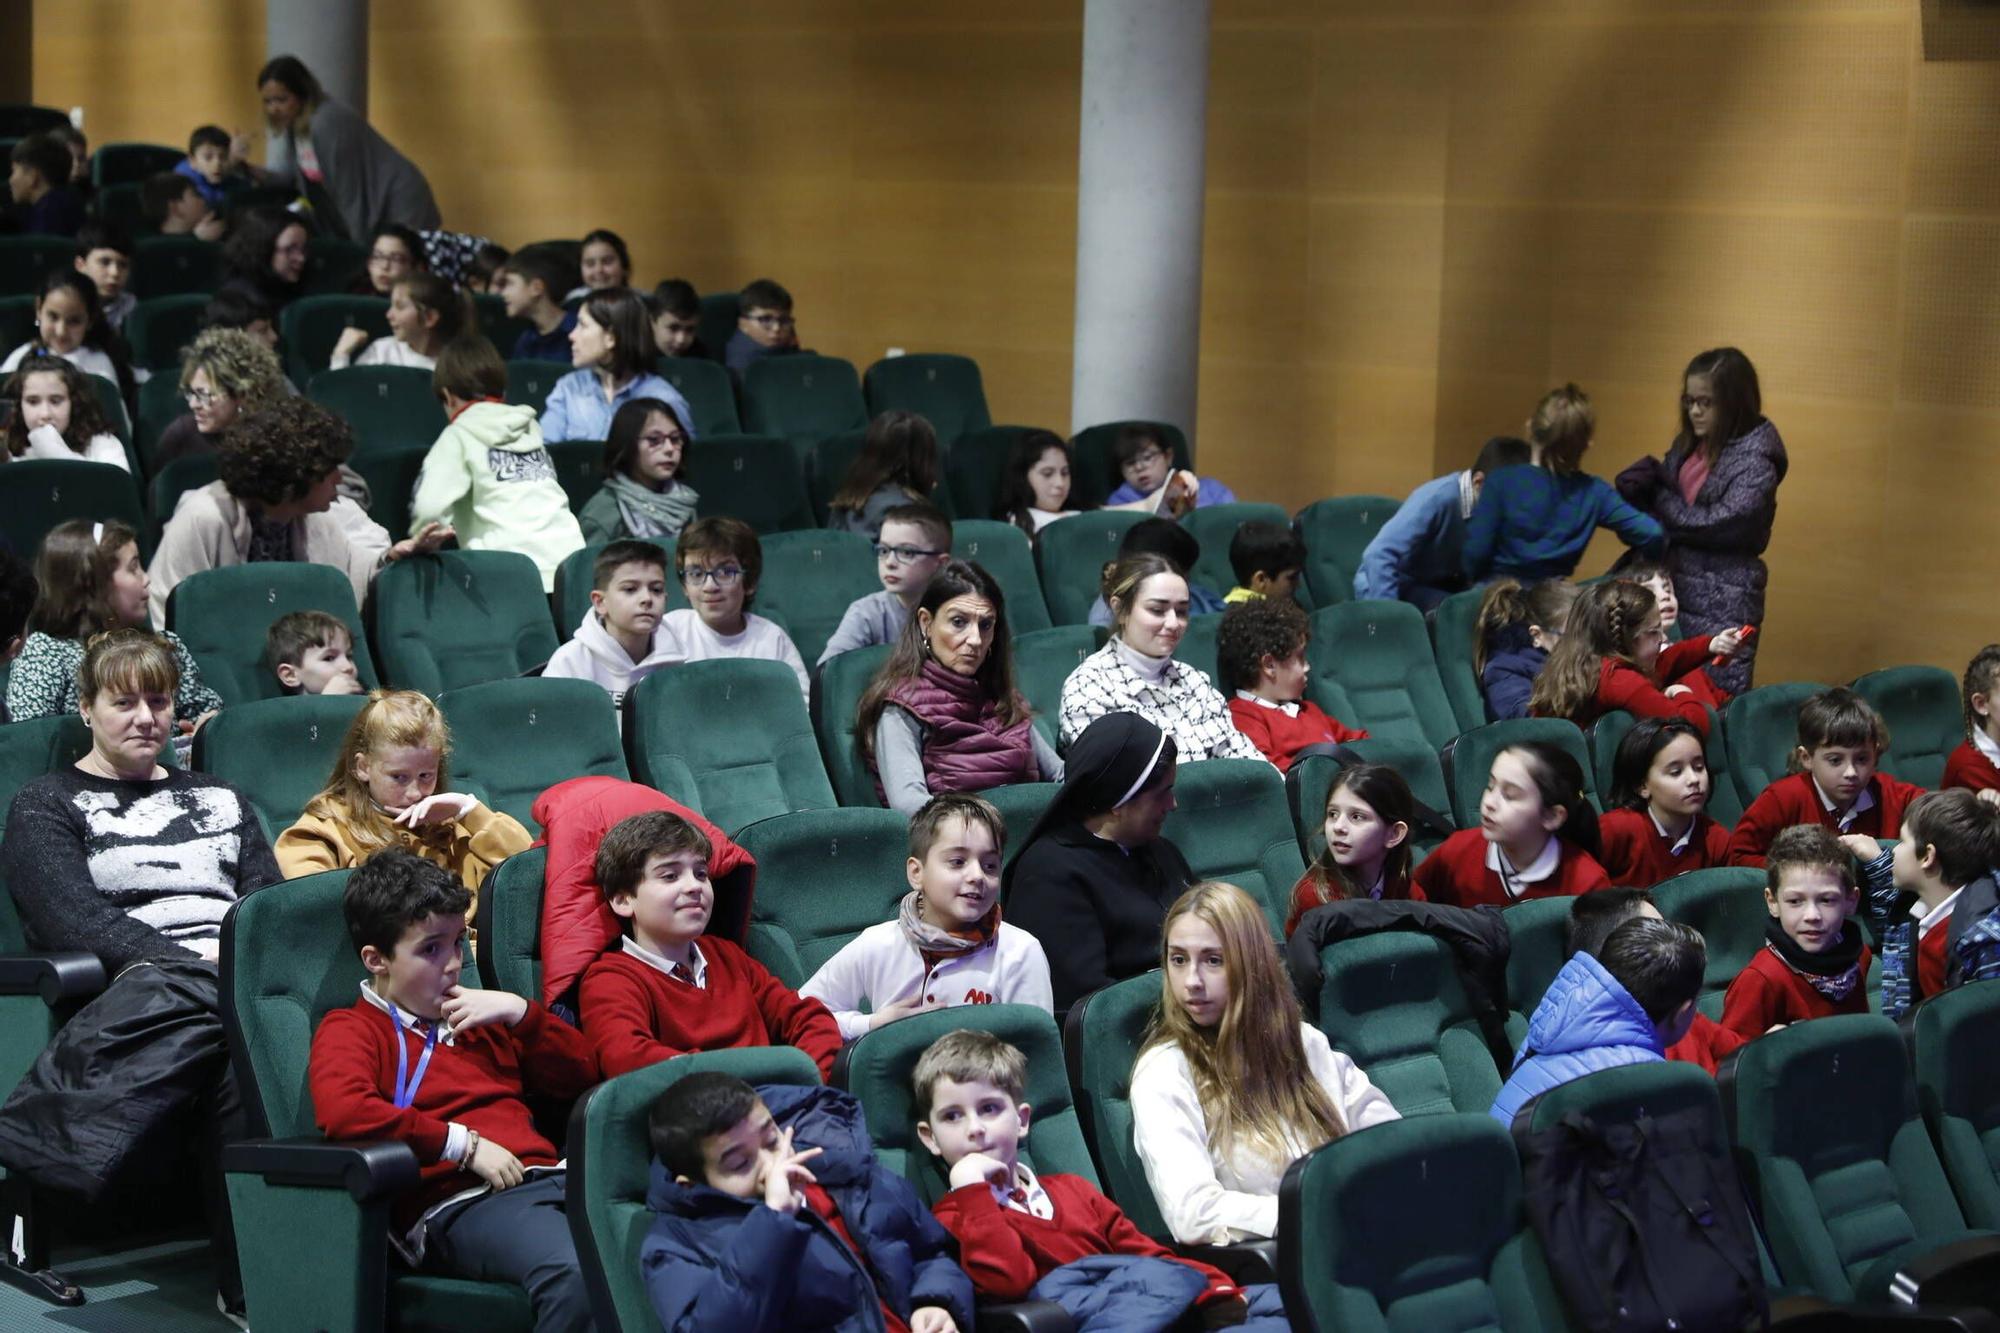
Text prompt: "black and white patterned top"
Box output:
[[4, 631, 225, 725], [1058, 640, 1266, 764]]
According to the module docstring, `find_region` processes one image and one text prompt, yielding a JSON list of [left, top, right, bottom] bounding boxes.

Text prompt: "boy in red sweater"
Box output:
[[1943, 645, 2000, 798], [308, 849, 599, 1331], [578, 809, 841, 1079], [1727, 687, 1926, 867], [1217, 596, 1366, 774], [915, 1029, 1287, 1327], [1719, 825, 1873, 1039], [1565, 888, 1746, 1074]]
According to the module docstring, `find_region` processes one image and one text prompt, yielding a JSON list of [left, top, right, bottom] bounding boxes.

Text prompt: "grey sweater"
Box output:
[[817, 590, 912, 667]]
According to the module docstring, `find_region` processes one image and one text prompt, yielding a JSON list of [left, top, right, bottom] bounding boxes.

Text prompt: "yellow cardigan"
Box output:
[[274, 801, 533, 923]]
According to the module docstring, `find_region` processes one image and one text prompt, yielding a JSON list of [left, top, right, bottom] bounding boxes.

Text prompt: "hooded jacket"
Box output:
[[541, 605, 684, 709], [640, 1083, 975, 1333], [408, 400, 585, 592], [1489, 951, 1664, 1124]]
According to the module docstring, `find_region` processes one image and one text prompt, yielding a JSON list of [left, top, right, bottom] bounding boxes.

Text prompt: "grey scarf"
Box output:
[[607, 472, 699, 541]]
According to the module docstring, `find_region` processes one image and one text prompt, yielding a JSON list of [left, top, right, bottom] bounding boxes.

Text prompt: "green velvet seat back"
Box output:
[[1313, 933, 1503, 1117], [370, 550, 561, 695], [167, 562, 380, 705], [734, 806, 908, 989], [1159, 758, 1304, 941], [1307, 599, 1456, 755]]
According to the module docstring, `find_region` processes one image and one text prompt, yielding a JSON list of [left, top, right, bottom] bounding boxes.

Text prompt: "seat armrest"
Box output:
[[0, 952, 107, 1005], [976, 1299, 1075, 1333], [1891, 1236, 2000, 1311], [1176, 1239, 1277, 1287], [222, 1136, 420, 1204], [1773, 1293, 2000, 1331]]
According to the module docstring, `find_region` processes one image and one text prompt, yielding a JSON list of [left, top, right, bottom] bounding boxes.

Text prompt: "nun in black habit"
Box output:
[[1003, 712, 1195, 1015]]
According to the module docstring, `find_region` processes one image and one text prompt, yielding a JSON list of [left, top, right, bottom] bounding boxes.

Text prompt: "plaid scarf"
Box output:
[[1762, 917, 1864, 1003], [896, 890, 998, 973]]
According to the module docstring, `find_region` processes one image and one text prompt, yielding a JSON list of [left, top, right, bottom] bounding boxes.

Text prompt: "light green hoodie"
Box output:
[[410, 400, 586, 592]]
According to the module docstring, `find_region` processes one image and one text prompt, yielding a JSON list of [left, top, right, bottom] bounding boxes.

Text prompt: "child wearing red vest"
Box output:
[[578, 809, 842, 1079], [1943, 645, 2000, 797], [1413, 741, 1610, 908], [1727, 687, 1926, 867], [1596, 717, 1731, 888], [1720, 826, 1872, 1039], [1527, 578, 1742, 739], [1217, 596, 1367, 774]]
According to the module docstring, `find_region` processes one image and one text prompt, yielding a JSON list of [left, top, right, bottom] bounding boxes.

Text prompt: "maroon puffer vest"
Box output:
[[885, 660, 1036, 795]]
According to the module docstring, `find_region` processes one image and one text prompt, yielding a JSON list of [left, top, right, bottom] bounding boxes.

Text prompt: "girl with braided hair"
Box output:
[[1529, 578, 1746, 738]]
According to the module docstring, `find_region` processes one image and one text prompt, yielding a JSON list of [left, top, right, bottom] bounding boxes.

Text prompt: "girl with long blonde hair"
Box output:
[[1128, 881, 1399, 1243]]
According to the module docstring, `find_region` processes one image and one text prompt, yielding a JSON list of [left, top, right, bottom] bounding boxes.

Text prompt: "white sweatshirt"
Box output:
[[542, 607, 684, 711], [659, 609, 809, 701], [799, 919, 1054, 1043], [22, 424, 126, 471]]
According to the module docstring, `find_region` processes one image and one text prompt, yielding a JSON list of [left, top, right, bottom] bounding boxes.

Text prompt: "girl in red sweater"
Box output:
[[1720, 824, 1872, 1038], [1597, 717, 1731, 887], [1285, 764, 1418, 933], [1217, 596, 1367, 774], [1413, 741, 1610, 908], [1727, 687, 1927, 867], [1530, 578, 1743, 738], [1943, 644, 2000, 798]]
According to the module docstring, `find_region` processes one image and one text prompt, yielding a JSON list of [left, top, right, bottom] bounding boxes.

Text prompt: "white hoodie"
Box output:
[[542, 606, 684, 712], [409, 400, 586, 592]]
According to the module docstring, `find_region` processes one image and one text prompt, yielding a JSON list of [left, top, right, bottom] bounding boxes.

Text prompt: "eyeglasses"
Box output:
[[1680, 395, 1714, 412], [1126, 448, 1168, 468], [681, 564, 744, 588], [367, 250, 411, 266], [639, 430, 688, 448], [184, 388, 226, 407], [745, 313, 795, 330], [873, 544, 944, 565]]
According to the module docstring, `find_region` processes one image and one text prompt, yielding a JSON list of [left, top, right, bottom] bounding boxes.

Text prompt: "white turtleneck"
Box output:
[[1113, 635, 1174, 685]]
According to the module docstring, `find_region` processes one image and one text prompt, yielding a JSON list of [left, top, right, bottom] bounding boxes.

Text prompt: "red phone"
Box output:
[[1714, 624, 1757, 666]]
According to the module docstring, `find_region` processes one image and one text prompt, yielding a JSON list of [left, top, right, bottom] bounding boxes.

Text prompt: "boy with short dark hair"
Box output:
[[1218, 597, 1367, 773], [1355, 435, 1533, 609], [642, 1071, 975, 1333], [1103, 424, 1234, 511], [142, 171, 225, 239], [1492, 915, 1705, 1123], [579, 809, 842, 1078], [725, 277, 800, 379], [916, 1029, 1285, 1324], [10, 132, 85, 237], [176, 125, 235, 208], [1222, 520, 1304, 605], [817, 501, 952, 666], [1848, 788, 2000, 1019], [543, 539, 681, 709], [495, 244, 579, 363], [308, 849, 599, 1331], [264, 609, 364, 695], [73, 221, 135, 329], [662, 516, 810, 698], [650, 278, 705, 360], [1564, 888, 1747, 1074], [1720, 824, 1873, 1038]]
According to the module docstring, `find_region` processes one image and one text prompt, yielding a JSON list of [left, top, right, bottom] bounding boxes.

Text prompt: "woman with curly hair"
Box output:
[[152, 327, 290, 470], [216, 206, 311, 315], [146, 395, 452, 623]]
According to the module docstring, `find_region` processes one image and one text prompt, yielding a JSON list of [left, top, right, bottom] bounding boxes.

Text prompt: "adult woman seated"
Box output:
[[146, 395, 451, 625], [153, 327, 289, 470], [0, 629, 279, 1318], [216, 206, 311, 319], [1003, 711, 1192, 1014], [1059, 552, 1264, 763], [855, 558, 1063, 816]]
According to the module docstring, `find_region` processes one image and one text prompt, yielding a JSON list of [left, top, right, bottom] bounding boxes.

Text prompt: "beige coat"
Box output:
[[147, 481, 392, 626]]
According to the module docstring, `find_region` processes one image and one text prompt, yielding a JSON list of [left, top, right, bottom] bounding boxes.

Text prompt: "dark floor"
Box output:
[[2, 1238, 230, 1331]]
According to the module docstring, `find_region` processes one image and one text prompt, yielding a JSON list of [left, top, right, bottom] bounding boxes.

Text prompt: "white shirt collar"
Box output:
[[621, 935, 708, 988], [1810, 775, 1877, 831], [994, 1160, 1055, 1220], [1974, 728, 2000, 769], [1648, 806, 1697, 857], [1234, 689, 1301, 719], [1112, 636, 1174, 685], [1911, 887, 1964, 940], [357, 980, 456, 1044], [1485, 836, 1562, 899]]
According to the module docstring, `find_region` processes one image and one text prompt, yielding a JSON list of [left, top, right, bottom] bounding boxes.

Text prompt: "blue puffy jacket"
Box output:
[[1490, 951, 1664, 1125], [640, 1083, 976, 1333], [1480, 626, 1546, 722]]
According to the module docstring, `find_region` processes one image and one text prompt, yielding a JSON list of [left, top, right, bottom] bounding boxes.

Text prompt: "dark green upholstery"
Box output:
[[739, 353, 868, 452], [1306, 599, 1456, 754], [811, 642, 892, 808], [1063, 972, 1171, 1236], [655, 355, 740, 436], [0, 715, 91, 840], [1703, 707, 1744, 829], [1285, 753, 1341, 863], [1914, 981, 2000, 1230], [755, 529, 880, 667], [471, 293, 528, 357], [1284, 738, 1455, 865], [696, 292, 739, 359], [862, 354, 991, 446], [625, 659, 837, 835], [280, 295, 390, 386], [0, 458, 147, 563], [950, 519, 1053, 634], [502, 359, 571, 416], [304, 238, 369, 296], [1853, 666, 1960, 791], [369, 551, 561, 695], [1589, 709, 1740, 831], [1727, 1014, 1990, 1301], [93, 180, 149, 239], [1178, 502, 1291, 601], [945, 424, 1034, 523], [681, 432, 813, 534], [1170, 613, 1224, 692], [1278, 1113, 1573, 1332], [0, 236, 75, 296], [129, 235, 224, 299], [1721, 681, 1828, 812], [91, 141, 182, 186], [127, 293, 211, 371], [804, 427, 869, 526], [474, 846, 544, 999], [0, 294, 32, 351], [350, 442, 432, 539], [191, 694, 367, 837], [733, 807, 908, 989], [138, 372, 188, 465], [150, 452, 219, 542], [1067, 421, 1189, 509], [842, 1004, 1093, 1208], [1442, 718, 1598, 828], [438, 678, 627, 828], [980, 781, 1058, 871], [220, 869, 533, 1332], [1292, 495, 1397, 611], [1311, 932, 1504, 1117], [1036, 510, 1145, 626], [1652, 865, 1770, 1021], [1014, 625, 1100, 747], [1584, 710, 1637, 807], [307, 366, 447, 456], [166, 562, 380, 704], [1501, 895, 1575, 1047], [1429, 586, 1488, 734], [544, 437, 602, 514], [568, 1047, 820, 1333], [1159, 758, 1303, 941]]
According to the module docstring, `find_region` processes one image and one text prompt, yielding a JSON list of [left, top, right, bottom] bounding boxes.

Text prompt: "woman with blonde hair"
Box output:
[[153, 325, 289, 470], [275, 689, 530, 917], [1129, 881, 1399, 1243]]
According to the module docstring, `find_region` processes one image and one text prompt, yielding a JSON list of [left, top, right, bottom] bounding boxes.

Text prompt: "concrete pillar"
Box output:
[[1070, 0, 1211, 447], [266, 0, 369, 114]]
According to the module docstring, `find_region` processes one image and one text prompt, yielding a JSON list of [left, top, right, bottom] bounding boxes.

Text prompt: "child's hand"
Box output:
[[947, 1151, 1011, 1193], [1708, 627, 1747, 660], [227, 129, 253, 164], [393, 792, 480, 828], [1164, 470, 1199, 517], [1837, 833, 1884, 864], [1663, 684, 1694, 698], [194, 215, 226, 243], [321, 673, 367, 696], [909, 1308, 959, 1333], [758, 1126, 822, 1215], [468, 1136, 525, 1191], [867, 994, 927, 1032], [440, 984, 527, 1032], [333, 327, 372, 359], [385, 521, 456, 564]]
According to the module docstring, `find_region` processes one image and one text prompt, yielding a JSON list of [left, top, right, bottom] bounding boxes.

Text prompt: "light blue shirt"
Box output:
[[1354, 471, 1467, 601], [539, 370, 695, 444]]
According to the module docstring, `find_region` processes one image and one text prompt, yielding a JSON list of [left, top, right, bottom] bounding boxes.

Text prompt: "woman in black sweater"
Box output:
[[1002, 711, 1193, 1015]]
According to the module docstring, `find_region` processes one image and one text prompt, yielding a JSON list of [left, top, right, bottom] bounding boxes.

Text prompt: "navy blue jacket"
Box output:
[[642, 1083, 976, 1333], [1480, 627, 1547, 722], [1490, 951, 1664, 1124]]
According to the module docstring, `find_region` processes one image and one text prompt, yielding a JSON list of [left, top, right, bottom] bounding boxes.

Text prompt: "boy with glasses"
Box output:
[[725, 277, 801, 380], [660, 516, 810, 700], [817, 502, 952, 667], [1103, 423, 1233, 510]]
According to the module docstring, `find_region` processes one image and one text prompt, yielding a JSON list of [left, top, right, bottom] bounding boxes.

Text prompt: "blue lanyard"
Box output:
[[390, 1007, 440, 1109]]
